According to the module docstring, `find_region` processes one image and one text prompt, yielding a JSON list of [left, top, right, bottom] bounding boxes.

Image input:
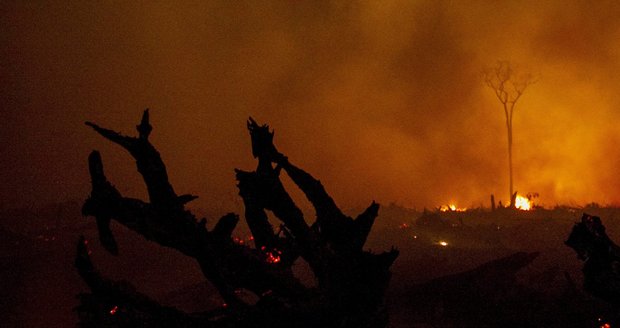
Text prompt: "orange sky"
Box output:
[[3, 1, 620, 213]]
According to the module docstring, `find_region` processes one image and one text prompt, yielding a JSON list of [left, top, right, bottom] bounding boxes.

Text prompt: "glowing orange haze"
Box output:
[[2, 1, 620, 213]]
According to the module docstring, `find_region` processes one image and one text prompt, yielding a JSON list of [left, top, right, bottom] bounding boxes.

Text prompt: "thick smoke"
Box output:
[[2, 1, 620, 212]]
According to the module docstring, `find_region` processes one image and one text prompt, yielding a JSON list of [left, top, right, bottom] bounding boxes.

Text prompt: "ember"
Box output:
[[265, 249, 282, 264], [83, 238, 92, 255], [109, 305, 118, 315], [232, 237, 245, 245]]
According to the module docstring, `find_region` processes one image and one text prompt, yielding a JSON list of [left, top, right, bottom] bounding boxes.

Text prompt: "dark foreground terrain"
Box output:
[[1, 201, 619, 327]]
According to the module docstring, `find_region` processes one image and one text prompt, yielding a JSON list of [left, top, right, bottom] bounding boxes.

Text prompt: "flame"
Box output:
[[515, 195, 532, 210], [440, 204, 466, 212], [437, 240, 449, 247]]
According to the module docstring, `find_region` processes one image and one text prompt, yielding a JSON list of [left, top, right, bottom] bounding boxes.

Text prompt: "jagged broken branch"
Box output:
[[78, 110, 398, 328]]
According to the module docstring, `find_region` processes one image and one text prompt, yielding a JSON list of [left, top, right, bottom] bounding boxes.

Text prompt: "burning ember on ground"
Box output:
[[83, 238, 92, 255], [260, 246, 282, 264], [515, 195, 532, 211], [436, 240, 449, 247], [109, 305, 118, 315], [232, 235, 255, 246], [232, 237, 245, 245], [265, 251, 281, 264], [598, 317, 612, 328]]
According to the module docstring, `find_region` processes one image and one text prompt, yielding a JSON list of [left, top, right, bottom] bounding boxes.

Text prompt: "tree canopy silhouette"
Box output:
[[484, 61, 536, 208]]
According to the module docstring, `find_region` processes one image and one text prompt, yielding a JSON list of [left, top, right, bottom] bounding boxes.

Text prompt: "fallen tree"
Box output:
[[400, 252, 541, 326], [77, 110, 398, 328]]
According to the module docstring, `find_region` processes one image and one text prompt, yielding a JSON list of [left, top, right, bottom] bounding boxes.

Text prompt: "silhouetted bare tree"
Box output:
[[484, 61, 536, 208], [77, 110, 398, 328]]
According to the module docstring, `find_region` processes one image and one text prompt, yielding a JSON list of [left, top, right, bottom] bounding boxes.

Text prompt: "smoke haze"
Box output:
[[3, 1, 620, 213]]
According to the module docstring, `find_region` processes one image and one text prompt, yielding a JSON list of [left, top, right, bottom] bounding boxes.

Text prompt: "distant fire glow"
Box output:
[[437, 241, 449, 247], [440, 204, 466, 212], [515, 195, 532, 211]]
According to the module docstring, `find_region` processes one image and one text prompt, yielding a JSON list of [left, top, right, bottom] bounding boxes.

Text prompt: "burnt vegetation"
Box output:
[[77, 110, 398, 328], [70, 111, 620, 328]]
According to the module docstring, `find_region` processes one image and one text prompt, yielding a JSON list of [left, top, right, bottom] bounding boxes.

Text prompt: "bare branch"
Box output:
[[86, 110, 179, 211], [80, 112, 399, 327]]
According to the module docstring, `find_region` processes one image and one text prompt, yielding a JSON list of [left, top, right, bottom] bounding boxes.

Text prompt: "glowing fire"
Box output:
[[109, 305, 118, 315], [598, 317, 611, 328], [266, 251, 281, 264], [261, 246, 282, 264], [515, 195, 531, 210], [232, 237, 245, 245], [440, 204, 466, 212], [436, 240, 449, 247], [83, 238, 93, 255]]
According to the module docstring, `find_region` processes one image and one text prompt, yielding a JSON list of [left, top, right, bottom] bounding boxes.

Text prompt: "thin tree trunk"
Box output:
[[505, 104, 514, 209], [508, 124, 513, 208]]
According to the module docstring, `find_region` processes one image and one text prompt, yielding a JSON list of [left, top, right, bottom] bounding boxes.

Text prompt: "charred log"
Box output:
[[77, 111, 398, 328], [238, 119, 398, 308], [75, 236, 210, 328], [565, 213, 620, 304], [407, 252, 538, 322]]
